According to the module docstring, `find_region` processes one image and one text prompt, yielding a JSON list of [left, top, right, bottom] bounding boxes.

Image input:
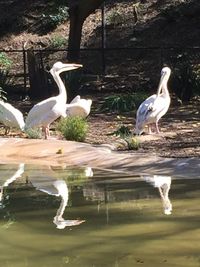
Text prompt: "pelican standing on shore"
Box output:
[[25, 62, 82, 139], [0, 101, 25, 134], [135, 67, 171, 135]]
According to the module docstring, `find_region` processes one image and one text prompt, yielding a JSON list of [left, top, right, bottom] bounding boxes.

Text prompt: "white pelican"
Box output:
[[25, 62, 82, 139], [65, 95, 92, 118], [0, 100, 25, 134], [135, 67, 171, 135]]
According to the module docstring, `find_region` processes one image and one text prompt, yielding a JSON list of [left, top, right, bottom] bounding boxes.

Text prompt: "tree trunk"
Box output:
[[67, 6, 84, 62], [67, 0, 104, 62]]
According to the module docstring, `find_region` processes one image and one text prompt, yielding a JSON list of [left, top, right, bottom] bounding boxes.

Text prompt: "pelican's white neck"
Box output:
[[156, 68, 171, 97], [51, 71, 67, 103]]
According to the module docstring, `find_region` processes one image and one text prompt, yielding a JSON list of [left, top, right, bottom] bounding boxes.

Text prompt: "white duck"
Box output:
[[25, 62, 82, 139], [135, 67, 171, 135]]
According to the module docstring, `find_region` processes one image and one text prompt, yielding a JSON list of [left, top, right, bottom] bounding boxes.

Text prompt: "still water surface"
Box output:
[[0, 163, 200, 267]]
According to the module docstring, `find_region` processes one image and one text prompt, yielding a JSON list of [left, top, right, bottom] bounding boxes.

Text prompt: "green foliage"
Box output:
[[0, 86, 7, 101], [108, 125, 131, 138], [50, 35, 67, 48], [57, 116, 88, 142], [42, 6, 69, 29], [106, 9, 124, 25], [101, 92, 148, 113], [124, 136, 140, 150], [0, 52, 12, 70], [25, 128, 42, 139], [0, 53, 13, 97], [62, 70, 82, 100], [171, 63, 200, 102]]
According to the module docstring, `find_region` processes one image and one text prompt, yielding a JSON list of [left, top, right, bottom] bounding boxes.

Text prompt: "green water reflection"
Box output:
[[0, 163, 200, 267]]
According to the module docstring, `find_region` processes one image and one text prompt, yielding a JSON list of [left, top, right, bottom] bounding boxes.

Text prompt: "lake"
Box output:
[[0, 163, 200, 267]]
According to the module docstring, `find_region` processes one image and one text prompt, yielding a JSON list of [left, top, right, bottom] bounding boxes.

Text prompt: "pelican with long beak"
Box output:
[[135, 67, 171, 135]]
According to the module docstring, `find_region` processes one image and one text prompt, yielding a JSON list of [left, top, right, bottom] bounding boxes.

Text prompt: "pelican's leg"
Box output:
[[4, 126, 10, 135], [42, 126, 48, 139], [147, 124, 152, 134], [46, 126, 50, 138], [155, 121, 160, 134]]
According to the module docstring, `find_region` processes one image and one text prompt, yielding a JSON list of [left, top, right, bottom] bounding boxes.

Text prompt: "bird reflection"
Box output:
[[28, 166, 93, 229], [142, 175, 172, 215], [0, 163, 25, 202]]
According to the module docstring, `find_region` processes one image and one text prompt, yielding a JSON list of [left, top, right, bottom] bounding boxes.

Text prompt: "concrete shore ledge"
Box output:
[[0, 138, 199, 179]]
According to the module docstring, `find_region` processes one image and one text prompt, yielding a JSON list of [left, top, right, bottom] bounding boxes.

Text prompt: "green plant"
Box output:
[[124, 135, 140, 150], [25, 128, 42, 139], [50, 35, 67, 48], [0, 53, 13, 94], [0, 52, 12, 70], [0, 86, 7, 101], [101, 92, 148, 113], [62, 71, 82, 100], [42, 6, 69, 29], [171, 63, 200, 102], [108, 125, 131, 138], [57, 116, 88, 142], [106, 9, 124, 25]]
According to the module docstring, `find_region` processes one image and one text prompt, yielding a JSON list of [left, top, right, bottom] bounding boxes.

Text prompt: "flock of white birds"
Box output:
[[0, 61, 171, 139]]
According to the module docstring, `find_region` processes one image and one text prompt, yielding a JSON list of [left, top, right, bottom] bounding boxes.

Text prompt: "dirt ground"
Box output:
[[87, 95, 200, 158], [1, 95, 199, 159]]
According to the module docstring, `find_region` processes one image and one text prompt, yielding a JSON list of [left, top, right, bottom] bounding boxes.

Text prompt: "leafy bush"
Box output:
[[101, 92, 148, 113], [0, 53, 13, 98], [0, 86, 7, 101], [124, 136, 140, 150], [25, 128, 42, 139], [108, 125, 131, 138], [171, 63, 200, 102], [61, 70, 82, 101], [106, 10, 124, 25], [50, 35, 67, 48], [0, 52, 12, 70], [57, 116, 88, 142], [42, 6, 69, 29]]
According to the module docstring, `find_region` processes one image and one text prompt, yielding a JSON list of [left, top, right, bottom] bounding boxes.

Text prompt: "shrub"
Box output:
[[101, 92, 148, 113], [108, 125, 131, 138], [0, 52, 13, 96], [25, 128, 42, 139], [171, 63, 200, 102], [42, 6, 69, 29], [50, 35, 67, 48], [124, 136, 140, 150], [0, 86, 7, 101], [0, 52, 12, 70], [57, 116, 88, 142], [106, 10, 124, 26]]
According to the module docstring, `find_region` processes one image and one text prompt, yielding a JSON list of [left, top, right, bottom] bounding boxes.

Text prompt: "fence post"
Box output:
[[101, 1, 106, 74], [22, 42, 27, 93]]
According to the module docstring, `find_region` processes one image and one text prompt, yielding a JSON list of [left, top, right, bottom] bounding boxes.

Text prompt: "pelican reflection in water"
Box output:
[[0, 163, 25, 202], [28, 166, 93, 229], [142, 175, 172, 215]]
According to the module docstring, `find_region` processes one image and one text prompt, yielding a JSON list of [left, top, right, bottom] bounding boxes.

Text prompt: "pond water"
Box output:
[[0, 163, 200, 267]]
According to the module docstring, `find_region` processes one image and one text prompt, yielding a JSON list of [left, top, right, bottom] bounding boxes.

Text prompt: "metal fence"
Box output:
[[1, 0, 200, 94], [0, 46, 200, 94]]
